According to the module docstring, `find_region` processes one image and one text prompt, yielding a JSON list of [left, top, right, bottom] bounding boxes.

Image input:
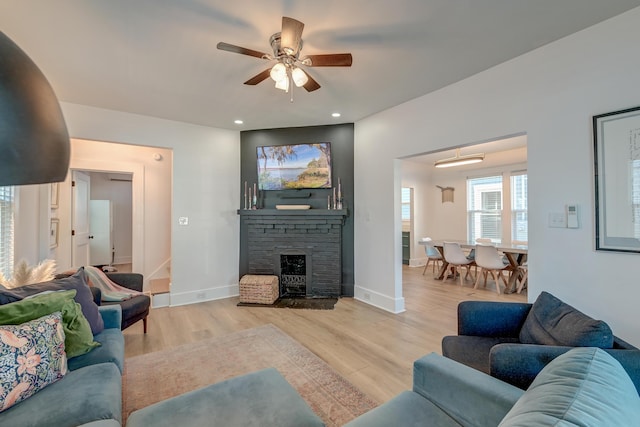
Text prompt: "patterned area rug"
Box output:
[[123, 324, 378, 426]]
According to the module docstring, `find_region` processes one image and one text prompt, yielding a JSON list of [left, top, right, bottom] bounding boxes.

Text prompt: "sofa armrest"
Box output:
[[413, 353, 523, 426], [490, 343, 571, 390], [106, 272, 144, 292], [458, 301, 532, 337], [98, 304, 122, 330], [491, 343, 640, 395]]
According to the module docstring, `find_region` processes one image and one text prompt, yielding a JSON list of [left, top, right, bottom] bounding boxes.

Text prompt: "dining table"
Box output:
[[418, 239, 528, 293]]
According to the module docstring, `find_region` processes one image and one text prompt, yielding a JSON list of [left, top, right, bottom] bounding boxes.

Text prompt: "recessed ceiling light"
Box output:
[[234, 119, 244, 125], [331, 113, 341, 118]]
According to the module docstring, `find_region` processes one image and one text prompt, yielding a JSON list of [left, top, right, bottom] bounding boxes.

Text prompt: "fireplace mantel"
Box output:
[[238, 209, 348, 218]]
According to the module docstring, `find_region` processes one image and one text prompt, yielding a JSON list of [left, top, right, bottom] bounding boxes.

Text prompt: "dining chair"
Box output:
[[422, 238, 443, 275], [473, 244, 511, 294], [442, 242, 475, 286], [468, 238, 493, 273]]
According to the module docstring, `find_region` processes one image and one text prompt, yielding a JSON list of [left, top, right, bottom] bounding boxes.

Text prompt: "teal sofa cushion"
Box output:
[[126, 368, 324, 427], [68, 326, 125, 373], [0, 362, 121, 427], [343, 390, 460, 427], [499, 347, 640, 426], [519, 292, 613, 348]]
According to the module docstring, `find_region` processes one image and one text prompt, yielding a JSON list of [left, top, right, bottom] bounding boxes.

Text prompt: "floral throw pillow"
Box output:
[[0, 311, 67, 412]]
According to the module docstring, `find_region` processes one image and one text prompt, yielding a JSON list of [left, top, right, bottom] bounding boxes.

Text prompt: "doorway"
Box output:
[[67, 155, 145, 275], [399, 134, 528, 297], [71, 171, 133, 271], [65, 138, 173, 293]]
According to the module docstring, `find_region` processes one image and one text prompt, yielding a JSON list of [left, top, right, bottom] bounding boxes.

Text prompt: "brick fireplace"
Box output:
[[239, 209, 347, 297]]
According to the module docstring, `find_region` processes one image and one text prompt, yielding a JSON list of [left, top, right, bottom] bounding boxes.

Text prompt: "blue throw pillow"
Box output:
[[519, 292, 613, 348], [0, 270, 104, 335]]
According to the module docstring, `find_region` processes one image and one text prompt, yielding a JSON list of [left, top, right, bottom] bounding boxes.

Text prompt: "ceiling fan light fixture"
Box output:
[[270, 62, 287, 82], [275, 76, 289, 92], [291, 67, 308, 87], [434, 148, 485, 168]]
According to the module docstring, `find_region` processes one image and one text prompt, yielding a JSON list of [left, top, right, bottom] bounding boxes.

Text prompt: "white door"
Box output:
[[89, 200, 112, 265], [72, 171, 91, 267]]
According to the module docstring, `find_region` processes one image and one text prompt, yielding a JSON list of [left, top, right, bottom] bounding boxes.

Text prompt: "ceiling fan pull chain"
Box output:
[[290, 77, 294, 103]]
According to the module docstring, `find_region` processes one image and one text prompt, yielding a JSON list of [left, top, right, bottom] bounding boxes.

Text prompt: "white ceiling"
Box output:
[[2, 1, 639, 131]]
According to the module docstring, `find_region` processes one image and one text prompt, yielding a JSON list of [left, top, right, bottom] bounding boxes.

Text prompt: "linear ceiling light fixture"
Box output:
[[434, 148, 485, 168]]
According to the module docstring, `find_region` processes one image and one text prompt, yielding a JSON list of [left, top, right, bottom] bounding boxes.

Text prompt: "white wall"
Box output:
[[59, 104, 240, 305], [355, 7, 640, 345]]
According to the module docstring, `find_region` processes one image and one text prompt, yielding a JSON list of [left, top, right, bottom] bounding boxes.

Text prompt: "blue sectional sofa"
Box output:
[[0, 304, 125, 426], [345, 347, 640, 426]]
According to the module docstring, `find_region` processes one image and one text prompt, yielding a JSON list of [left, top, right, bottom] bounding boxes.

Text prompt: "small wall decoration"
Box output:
[[49, 218, 59, 249], [436, 185, 454, 203], [593, 105, 640, 252], [50, 182, 59, 209]]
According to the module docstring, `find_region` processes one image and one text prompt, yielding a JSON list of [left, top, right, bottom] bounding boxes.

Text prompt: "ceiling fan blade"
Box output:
[[281, 17, 304, 56], [217, 42, 268, 59], [304, 53, 353, 67], [243, 69, 272, 85], [302, 72, 321, 92]]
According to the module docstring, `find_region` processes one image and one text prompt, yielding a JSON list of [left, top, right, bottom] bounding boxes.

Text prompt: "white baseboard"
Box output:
[[152, 293, 171, 308], [169, 284, 240, 307], [409, 257, 427, 268], [353, 285, 405, 313], [114, 256, 132, 265]]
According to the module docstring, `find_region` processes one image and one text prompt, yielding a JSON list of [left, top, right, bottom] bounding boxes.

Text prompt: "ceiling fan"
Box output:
[[217, 17, 352, 94]]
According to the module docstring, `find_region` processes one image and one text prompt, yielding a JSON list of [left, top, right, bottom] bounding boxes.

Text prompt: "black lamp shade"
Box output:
[[0, 31, 70, 186]]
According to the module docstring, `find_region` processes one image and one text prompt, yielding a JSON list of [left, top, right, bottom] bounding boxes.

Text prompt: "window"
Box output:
[[401, 187, 411, 221], [633, 160, 640, 238], [511, 173, 528, 243], [467, 176, 503, 242], [0, 186, 15, 278]]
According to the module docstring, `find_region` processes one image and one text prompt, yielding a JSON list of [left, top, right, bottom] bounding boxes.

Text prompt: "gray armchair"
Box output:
[[86, 272, 150, 333], [441, 292, 640, 394]]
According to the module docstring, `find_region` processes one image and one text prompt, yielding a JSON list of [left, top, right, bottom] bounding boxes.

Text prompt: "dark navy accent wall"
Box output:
[[239, 123, 354, 296]]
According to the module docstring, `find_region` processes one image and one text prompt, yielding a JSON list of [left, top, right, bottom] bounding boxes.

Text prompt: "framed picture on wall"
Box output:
[[49, 218, 59, 249], [593, 105, 640, 252], [50, 182, 59, 209]]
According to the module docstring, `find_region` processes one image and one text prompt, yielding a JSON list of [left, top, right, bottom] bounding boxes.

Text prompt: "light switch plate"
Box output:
[[178, 216, 189, 226], [548, 212, 566, 228]]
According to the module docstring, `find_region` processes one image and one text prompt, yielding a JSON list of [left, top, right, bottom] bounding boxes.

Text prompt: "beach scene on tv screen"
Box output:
[[257, 143, 332, 190]]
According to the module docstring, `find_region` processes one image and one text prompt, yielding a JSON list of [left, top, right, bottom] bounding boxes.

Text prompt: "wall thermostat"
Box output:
[[566, 204, 579, 228]]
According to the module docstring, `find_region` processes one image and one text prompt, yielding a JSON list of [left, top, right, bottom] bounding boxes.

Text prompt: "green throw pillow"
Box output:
[[0, 290, 100, 358]]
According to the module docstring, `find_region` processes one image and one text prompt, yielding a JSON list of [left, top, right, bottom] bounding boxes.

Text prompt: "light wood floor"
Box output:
[[123, 265, 527, 403]]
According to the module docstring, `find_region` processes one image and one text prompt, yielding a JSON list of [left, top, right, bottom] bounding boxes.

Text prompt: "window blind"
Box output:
[[0, 186, 15, 278], [401, 187, 411, 221], [511, 173, 528, 243], [467, 176, 503, 242]]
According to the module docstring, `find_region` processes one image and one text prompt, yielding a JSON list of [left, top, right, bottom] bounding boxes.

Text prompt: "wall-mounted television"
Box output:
[[257, 142, 332, 190]]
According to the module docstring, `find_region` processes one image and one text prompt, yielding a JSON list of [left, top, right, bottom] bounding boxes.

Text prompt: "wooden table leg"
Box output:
[[434, 246, 449, 280], [503, 253, 526, 293]]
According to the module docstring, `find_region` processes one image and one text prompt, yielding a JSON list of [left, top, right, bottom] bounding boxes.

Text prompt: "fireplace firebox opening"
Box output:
[[276, 248, 312, 298]]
